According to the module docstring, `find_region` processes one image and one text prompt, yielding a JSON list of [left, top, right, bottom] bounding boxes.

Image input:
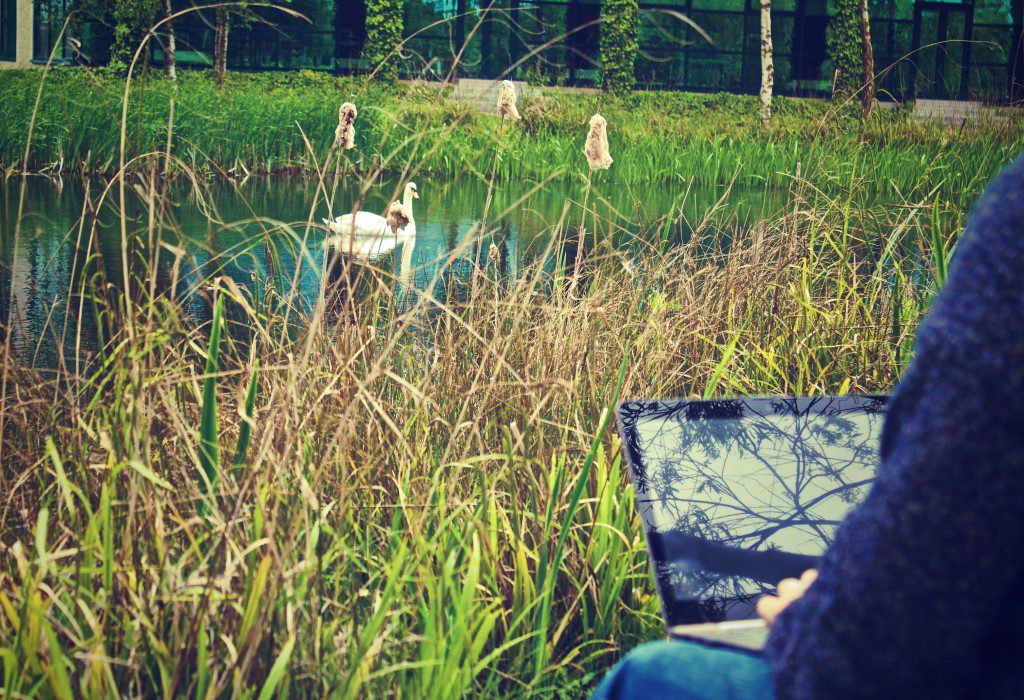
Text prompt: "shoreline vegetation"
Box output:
[[2, 68, 1022, 200], [0, 60, 1009, 695]]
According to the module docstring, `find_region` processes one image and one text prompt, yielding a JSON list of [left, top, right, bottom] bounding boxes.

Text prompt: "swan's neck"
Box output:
[[403, 190, 415, 224], [399, 238, 415, 284]]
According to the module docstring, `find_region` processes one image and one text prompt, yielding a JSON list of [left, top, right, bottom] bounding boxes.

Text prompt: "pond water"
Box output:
[[1, 174, 798, 368]]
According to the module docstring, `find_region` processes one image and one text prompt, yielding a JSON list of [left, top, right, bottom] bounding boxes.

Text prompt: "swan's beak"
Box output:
[[413, 190, 419, 199]]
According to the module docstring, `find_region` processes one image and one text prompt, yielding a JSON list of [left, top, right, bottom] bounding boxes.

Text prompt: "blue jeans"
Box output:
[[591, 640, 775, 700]]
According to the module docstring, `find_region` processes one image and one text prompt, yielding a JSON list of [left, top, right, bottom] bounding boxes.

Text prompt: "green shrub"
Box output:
[[112, 0, 160, 72], [827, 0, 863, 100], [364, 0, 404, 82], [599, 0, 639, 95]]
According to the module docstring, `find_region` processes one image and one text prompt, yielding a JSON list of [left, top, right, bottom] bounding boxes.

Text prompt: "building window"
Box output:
[[34, 0, 70, 62], [1, 0, 17, 62]]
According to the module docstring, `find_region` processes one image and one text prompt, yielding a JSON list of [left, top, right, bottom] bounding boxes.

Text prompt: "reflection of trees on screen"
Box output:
[[620, 396, 886, 623]]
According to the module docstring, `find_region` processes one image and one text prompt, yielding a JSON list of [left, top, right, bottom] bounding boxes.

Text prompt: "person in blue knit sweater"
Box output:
[[592, 156, 1024, 700]]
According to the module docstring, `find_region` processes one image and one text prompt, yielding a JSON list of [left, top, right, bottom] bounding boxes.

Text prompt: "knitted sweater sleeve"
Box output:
[[766, 158, 1024, 699]]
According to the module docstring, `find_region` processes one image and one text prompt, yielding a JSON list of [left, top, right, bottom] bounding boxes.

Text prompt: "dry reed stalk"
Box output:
[[334, 102, 358, 150], [327, 103, 358, 262], [386, 201, 411, 232], [584, 113, 612, 171], [574, 112, 612, 281], [497, 80, 520, 121], [477, 81, 525, 278], [323, 102, 359, 321]]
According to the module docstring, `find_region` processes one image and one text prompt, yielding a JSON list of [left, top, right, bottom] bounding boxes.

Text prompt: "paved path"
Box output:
[[910, 99, 1012, 125], [451, 78, 544, 115], [449, 79, 1015, 126]]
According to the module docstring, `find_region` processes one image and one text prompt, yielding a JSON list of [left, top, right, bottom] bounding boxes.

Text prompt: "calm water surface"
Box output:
[[1, 175, 796, 367]]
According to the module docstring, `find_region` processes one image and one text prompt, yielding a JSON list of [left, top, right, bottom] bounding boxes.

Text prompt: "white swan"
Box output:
[[324, 182, 419, 239]]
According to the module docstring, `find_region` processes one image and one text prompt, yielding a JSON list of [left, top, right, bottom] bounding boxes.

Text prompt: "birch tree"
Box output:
[[759, 0, 773, 125], [163, 0, 176, 79], [214, 7, 230, 86], [861, 0, 875, 116]]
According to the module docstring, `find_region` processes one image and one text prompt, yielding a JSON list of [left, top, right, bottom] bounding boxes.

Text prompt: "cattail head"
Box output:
[[497, 80, 520, 121], [584, 113, 612, 170], [335, 102, 358, 149], [385, 201, 411, 232]]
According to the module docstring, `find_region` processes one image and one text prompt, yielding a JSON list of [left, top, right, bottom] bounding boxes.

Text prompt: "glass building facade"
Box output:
[[64, 0, 1023, 103], [394, 0, 1019, 101]]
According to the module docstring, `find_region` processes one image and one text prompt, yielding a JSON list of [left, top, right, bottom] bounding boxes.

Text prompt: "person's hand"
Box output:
[[756, 569, 818, 627]]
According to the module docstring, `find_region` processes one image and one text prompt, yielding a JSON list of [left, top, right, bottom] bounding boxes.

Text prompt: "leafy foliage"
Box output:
[[364, 0, 404, 81], [599, 0, 639, 95], [827, 0, 863, 99], [112, 0, 160, 72], [69, 0, 159, 72]]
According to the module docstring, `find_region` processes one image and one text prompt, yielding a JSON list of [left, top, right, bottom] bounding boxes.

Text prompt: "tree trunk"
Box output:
[[214, 8, 230, 86], [1013, 25, 1024, 106], [164, 0, 176, 80], [213, 14, 222, 82], [759, 0, 773, 126], [860, 0, 875, 117]]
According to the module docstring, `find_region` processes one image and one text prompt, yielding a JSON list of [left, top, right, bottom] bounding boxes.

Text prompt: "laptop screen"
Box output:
[[617, 396, 888, 627]]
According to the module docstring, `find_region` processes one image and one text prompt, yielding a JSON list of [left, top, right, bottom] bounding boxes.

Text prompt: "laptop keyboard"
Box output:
[[669, 621, 769, 652]]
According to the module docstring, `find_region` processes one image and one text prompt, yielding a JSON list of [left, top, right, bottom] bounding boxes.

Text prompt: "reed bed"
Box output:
[[1, 68, 1020, 201], [0, 164, 953, 695]]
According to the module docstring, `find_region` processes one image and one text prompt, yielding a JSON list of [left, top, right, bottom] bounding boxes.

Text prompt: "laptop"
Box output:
[[616, 395, 888, 652]]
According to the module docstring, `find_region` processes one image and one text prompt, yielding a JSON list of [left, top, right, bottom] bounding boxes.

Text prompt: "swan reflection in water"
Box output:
[[322, 181, 420, 312], [322, 228, 418, 318]]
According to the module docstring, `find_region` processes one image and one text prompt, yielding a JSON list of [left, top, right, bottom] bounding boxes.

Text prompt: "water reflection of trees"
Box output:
[[619, 396, 887, 624]]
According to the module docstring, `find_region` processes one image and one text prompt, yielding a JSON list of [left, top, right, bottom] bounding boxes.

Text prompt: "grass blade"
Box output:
[[233, 362, 259, 468], [198, 294, 225, 509], [256, 634, 296, 700]]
